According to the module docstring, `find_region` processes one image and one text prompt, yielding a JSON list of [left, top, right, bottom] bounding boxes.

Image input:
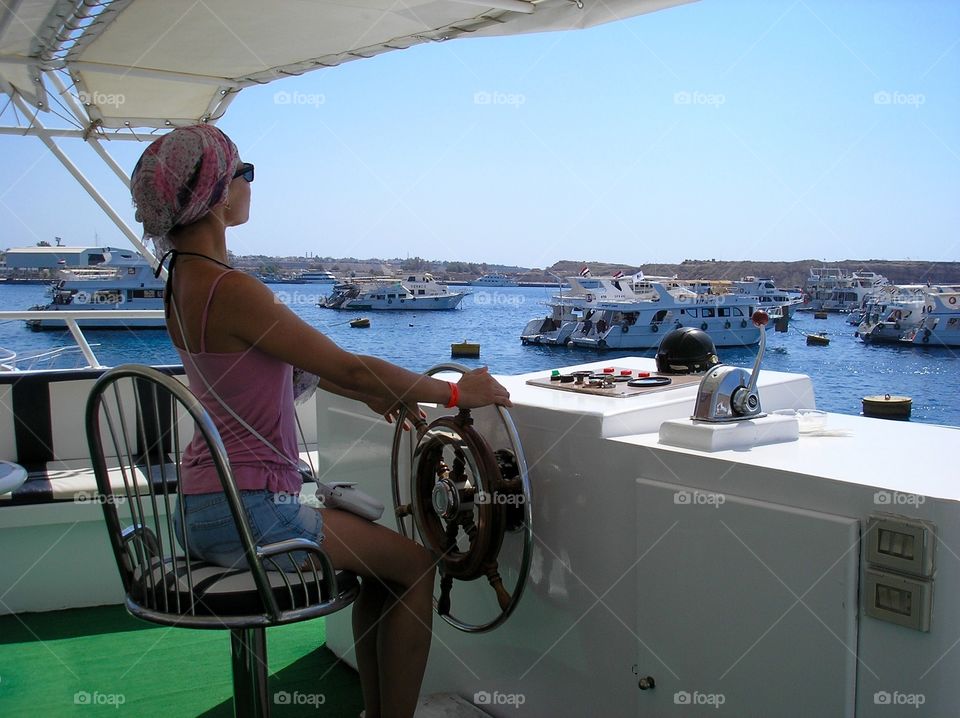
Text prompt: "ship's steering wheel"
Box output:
[[390, 363, 533, 633]]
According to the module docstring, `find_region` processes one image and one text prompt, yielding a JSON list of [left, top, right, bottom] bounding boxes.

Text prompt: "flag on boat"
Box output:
[[612, 270, 624, 279], [579, 266, 591, 277]]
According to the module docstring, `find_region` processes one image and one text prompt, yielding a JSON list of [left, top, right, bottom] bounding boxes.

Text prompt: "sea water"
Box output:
[[1, 284, 958, 427]]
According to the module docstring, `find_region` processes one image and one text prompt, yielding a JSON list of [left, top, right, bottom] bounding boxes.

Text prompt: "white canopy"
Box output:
[[0, 0, 691, 131]]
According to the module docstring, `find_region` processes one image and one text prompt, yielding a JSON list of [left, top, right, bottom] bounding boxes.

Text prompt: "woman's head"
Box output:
[[130, 124, 247, 249]]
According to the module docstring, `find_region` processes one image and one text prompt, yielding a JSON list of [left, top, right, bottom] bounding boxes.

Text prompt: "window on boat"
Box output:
[[653, 310, 669, 323], [418, 289, 425, 295], [87, 253, 105, 265], [685, 309, 698, 317], [702, 308, 716, 318], [733, 307, 745, 316], [719, 307, 731, 317], [408, 276, 416, 282], [387, 294, 397, 299]]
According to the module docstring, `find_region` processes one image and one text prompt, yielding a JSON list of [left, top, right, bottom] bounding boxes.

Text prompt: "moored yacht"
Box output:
[[471, 273, 517, 287], [568, 281, 763, 349], [733, 276, 804, 317], [855, 285, 927, 344], [522, 274, 764, 349], [25, 251, 165, 330], [319, 273, 468, 310], [297, 270, 338, 284], [901, 285, 960, 346]]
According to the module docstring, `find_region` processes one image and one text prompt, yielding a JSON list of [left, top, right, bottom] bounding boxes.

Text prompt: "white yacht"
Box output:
[[297, 270, 338, 284], [522, 275, 764, 349], [802, 266, 849, 311], [320, 273, 468, 310], [471, 273, 518, 287], [569, 281, 763, 349], [25, 250, 165, 330], [520, 274, 653, 345], [822, 270, 890, 313], [2, 2, 959, 718], [855, 285, 927, 344], [732, 276, 804, 317], [901, 285, 960, 347]]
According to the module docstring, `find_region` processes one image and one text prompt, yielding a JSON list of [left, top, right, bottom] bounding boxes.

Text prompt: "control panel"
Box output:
[[525, 366, 701, 398]]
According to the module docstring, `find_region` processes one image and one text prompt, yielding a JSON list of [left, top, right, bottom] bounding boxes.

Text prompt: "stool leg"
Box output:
[[230, 627, 270, 718]]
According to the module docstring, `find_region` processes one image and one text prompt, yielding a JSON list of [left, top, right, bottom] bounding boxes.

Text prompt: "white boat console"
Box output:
[[322, 356, 958, 717]]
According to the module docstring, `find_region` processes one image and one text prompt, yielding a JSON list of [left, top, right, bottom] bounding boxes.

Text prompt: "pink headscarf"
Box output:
[[131, 124, 240, 252]]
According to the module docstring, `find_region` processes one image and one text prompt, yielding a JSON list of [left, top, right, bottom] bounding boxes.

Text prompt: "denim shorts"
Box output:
[[174, 490, 323, 571]]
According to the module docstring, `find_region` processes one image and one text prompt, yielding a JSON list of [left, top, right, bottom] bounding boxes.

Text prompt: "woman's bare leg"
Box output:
[[319, 508, 437, 718]]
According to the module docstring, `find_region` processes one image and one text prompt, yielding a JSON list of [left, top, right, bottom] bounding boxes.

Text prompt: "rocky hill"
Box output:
[[535, 259, 960, 288]]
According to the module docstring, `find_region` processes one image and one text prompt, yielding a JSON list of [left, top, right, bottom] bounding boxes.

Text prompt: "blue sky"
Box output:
[[1, 0, 958, 268]]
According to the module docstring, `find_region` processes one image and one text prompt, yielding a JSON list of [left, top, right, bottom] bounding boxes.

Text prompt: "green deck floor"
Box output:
[[0, 605, 363, 716]]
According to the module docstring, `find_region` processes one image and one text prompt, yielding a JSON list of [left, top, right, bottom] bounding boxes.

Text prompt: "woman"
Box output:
[[130, 124, 511, 718]]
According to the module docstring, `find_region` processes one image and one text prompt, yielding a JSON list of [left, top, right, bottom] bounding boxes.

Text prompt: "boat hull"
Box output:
[[571, 321, 761, 349], [333, 293, 466, 310]]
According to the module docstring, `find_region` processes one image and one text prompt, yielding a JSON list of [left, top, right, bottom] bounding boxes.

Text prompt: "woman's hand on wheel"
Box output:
[[455, 367, 512, 409]]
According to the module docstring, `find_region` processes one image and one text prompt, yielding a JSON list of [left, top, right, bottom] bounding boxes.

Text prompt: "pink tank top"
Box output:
[[176, 271, 302, 495]]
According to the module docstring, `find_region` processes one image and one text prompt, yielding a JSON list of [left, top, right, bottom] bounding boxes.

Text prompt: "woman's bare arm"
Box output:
[[215, 272, 511, 409]]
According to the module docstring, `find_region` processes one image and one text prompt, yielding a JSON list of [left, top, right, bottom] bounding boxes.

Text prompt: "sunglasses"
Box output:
[[233, 162, 254, 183]]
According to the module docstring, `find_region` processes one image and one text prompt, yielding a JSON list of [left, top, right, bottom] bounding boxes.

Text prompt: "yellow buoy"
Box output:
[[862, 394, 912, 420], [451, 341, 480, 358]]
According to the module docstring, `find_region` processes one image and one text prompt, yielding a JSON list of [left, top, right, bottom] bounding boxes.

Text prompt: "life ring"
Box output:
[[387, 299, 393, 304], [724, 321, 731, 329], [740, 319, 747, 328], [622, 324, 629, 333], [922, 335, 930, 344], [700, 322, 708, 330], [586, 293, 594, 302], [650, 323, 658, 332], [950, 296, 957, 305], [74, 291, 89, 304]]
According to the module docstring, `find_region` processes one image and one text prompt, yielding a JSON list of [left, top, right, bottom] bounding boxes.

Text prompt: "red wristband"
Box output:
[[445, 381, 460, 408]]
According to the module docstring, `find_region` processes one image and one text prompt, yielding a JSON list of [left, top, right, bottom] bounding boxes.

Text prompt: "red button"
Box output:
[[620, 369, 632, 376], [638, 371, 650, 378], [603, 367, 615, 374]]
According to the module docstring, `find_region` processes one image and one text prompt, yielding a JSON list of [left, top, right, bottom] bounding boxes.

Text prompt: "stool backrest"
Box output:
[[85, 364, 288, 621]]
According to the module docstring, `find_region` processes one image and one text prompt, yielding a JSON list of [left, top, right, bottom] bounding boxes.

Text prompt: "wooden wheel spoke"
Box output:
[[442, 518, 461, 553], [483, 561, 512, 610], [437, 572, 454, 616]]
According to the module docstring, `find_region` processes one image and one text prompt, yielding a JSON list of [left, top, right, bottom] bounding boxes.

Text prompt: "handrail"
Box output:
[[0, 309, 165, 370]]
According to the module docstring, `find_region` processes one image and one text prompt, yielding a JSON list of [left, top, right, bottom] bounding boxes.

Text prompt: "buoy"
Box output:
[[862, 394, 912, 420], [451, 340, 480, 358]]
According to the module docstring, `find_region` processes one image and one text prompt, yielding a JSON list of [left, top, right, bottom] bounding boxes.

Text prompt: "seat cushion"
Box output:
[[133, 558, 358, 617]]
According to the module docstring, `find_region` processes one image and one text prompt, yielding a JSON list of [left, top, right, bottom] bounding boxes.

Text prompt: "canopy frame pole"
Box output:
[[48, 71, 131, 189]]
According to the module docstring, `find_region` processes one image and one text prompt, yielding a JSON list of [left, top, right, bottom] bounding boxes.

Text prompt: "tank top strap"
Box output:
[[200, 270, 238, 353]]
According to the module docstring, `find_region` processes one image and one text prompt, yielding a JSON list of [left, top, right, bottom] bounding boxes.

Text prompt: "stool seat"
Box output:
[[133, 558, 359, 620], [0, 461, 27, 495]]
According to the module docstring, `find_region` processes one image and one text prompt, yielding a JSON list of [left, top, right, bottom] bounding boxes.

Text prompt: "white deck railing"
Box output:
[[0, 309, 165, 369]]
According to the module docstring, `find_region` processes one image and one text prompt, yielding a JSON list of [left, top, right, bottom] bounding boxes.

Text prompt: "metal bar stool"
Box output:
[[85, 364, 358, 717]]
